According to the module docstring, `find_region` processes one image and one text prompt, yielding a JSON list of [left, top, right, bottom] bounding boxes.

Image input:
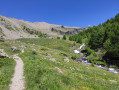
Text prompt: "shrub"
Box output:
[[62, 35, 66, 40], [32, 50, 37, 55], [0, 38, 4, 42], [73, 42, 76, 46], [82, 47, 93, 56], [103, 50, 119, 66], [71, 55, 77, 59], [40, 48, 48, 51], [60, 53, 67, 56], [91, 60, 95, 67], [57, 37, 60, 39]]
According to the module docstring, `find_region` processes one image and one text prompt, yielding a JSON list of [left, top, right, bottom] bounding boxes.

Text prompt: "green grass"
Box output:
[[0, 40, 22, 56], [18, 38, 78, 52], [0, 58, 15, 90], [0, 40, 21, 89], [18, 38, 119, 90]]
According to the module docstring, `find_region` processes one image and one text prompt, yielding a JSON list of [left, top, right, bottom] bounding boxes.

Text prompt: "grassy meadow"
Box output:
[[0, 58, 15, 90], [0, 38, 119, 90], [0, 40, 19, 90], [18, 38, 119, 90]]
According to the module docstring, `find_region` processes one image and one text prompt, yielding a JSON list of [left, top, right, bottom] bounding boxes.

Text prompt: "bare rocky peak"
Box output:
[[0, 15, 88, 39]]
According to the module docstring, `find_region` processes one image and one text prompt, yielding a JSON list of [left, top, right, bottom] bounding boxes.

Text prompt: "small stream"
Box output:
[[73, 44, 119, 74]]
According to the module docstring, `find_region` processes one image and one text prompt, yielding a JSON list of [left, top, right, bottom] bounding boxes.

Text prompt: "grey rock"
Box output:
[[50, 58, 56, 62], [21, 49, 24, 53], [51, 27, 90, 35], [74, 58, 82, 63], [42, 53, 52, 57], [10, 46, 18, 51], [0, 49, 9, 58], [64, 57, 69, 62]]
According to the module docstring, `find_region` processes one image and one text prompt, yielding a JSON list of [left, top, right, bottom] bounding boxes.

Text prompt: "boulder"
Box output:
[[64, 57, 69, 62], [73, 58, 82, 63], [10, 46, 18, 51], [50, 58, 56, 62], [0, 49, 9, 58], [42, 53, 52, 57], [21, 49, 24, 53]]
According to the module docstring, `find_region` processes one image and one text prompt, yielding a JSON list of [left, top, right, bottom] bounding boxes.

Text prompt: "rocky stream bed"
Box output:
[[73, 44, 119, 74]]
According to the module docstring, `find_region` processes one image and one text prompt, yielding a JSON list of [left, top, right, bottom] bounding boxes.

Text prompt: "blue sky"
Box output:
[[0, 0, 119, 27]]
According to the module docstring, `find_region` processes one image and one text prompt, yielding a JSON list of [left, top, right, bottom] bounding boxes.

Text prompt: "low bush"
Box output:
[[71, 55, 77, 59], [57, 37, 60, 39], [32, 50, 37, 55]]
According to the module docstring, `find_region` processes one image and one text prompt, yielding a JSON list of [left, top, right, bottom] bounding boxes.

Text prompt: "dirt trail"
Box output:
[[9, 54, 25, 90]]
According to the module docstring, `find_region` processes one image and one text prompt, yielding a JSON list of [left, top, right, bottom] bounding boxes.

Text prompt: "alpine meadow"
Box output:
[[0, 0, 119, 90]]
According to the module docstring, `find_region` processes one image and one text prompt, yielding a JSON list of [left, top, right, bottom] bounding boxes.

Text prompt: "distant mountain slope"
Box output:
[[0, 15, 88, 39], [69, 13, 119, 66]]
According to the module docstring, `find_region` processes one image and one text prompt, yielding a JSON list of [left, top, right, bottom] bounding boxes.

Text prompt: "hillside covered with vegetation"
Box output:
[[0, 38, 119, 89], [69, 14, 119, 67], [0, 14, 119, 90], [18, 38, 119, 90]]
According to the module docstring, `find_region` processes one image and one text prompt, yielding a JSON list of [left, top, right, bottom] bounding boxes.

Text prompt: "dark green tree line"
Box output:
[[69, 13, 119, 66]]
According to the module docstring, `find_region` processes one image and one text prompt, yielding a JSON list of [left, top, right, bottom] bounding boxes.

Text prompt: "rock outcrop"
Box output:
[[64, 57, 69, 62], [10, 46, 18, 51], [0, 49, 9, 58], [42, 53, 52, 57], [50, 58, 56, 62], [51, 27, 89, 35]]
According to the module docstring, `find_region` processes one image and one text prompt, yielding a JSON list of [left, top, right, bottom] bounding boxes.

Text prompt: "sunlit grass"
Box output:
[[0, 58, 15, 90], [18, 38, 119, 90]]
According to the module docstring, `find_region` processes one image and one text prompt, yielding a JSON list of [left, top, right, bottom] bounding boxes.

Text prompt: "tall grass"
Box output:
[[19, 38, 119, 90], [0, 58, 15, 90], [18, 38, 74, 52]]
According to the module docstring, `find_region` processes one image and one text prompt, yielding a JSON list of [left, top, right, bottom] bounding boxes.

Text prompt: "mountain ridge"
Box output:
[[0, 15, 88, 39]]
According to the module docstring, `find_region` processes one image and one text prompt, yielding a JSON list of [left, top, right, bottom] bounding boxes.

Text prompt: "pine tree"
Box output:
[[62, 35, 66, 40]]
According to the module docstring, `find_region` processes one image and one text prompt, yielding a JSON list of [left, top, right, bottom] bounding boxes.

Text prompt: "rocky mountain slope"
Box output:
[[0, 15, 88, 39]]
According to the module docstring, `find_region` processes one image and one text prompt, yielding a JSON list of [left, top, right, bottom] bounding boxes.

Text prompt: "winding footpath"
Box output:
[[9, 54, 25, 90]]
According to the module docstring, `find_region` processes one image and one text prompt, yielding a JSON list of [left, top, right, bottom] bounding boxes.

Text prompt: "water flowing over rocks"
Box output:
[[73, 43, 119, 74], [73, 50, 80, 54], [78, 43, 85, 50]]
